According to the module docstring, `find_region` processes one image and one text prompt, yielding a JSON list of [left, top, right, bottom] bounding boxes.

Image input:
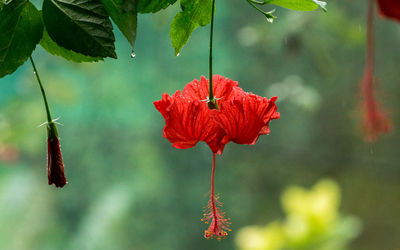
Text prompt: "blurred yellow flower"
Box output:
[[236, 179, 361, 250], [235, 222, 284, 250], [282, 179, 340, 244]]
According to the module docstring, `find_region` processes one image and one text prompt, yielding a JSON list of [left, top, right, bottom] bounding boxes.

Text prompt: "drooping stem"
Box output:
[[249, 0, 265, 5], [247, 0, 266, 14], [208, 0, 216, 103], [246, 0, 276, 23], [30, 56, 53, 123]]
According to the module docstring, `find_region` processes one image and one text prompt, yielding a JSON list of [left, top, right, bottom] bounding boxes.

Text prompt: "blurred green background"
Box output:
[[0, 1, 399, 250]]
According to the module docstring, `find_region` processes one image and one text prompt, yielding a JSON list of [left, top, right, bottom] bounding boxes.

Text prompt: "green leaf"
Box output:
[[170, 0, 212, 56], [42, 0, 117, 59], [0, 0, 43, 78], [136, 0, 177, 13], [40, 28, 102, 63], [100, 0, 137, 48], [264, 0, 327, 11]]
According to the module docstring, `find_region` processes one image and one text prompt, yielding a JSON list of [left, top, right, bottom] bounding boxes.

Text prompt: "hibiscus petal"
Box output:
[[212, 94, 280, 145], [182, 75, 239, 102], [154, 93, 226, 153], [249, 94, 280, 136]]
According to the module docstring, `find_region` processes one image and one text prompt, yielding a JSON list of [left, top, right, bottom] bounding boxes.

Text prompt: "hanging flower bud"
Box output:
[[47, 121, 67, 188], [29, 56, 67, 187]]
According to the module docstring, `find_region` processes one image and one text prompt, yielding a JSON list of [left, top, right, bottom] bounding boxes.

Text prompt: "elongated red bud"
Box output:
[[47, 122, 67, 188]]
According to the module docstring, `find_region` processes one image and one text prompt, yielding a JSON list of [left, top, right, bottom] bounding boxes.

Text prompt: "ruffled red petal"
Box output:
[[377, 0, 400, 22], [212, 92, 279, 145], [182, 75, 239, 102], [154, 91, 225, 153]]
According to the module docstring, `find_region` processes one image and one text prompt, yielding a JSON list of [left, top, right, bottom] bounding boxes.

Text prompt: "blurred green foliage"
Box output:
[[0, 1, 399, 250], [235, 179, 361, 250]]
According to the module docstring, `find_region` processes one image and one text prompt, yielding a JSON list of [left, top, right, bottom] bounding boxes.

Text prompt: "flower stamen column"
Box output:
[[201, 153, 231, 240]]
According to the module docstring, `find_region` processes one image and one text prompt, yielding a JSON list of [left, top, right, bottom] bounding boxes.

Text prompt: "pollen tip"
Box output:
[[202, 194, 231, 240]]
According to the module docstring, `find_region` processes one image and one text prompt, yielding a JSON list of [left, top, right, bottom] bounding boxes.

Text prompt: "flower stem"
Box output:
[[30, 56, 53, 123], [208, 0, 217, 108], [246, 0, 276, 23], [249, 0, 266, 5]]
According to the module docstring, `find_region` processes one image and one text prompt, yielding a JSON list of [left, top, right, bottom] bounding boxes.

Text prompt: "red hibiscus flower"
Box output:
[[154, 75, 279, 153], [154, 75, 279, 239], [377, 0, 400, 22]]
